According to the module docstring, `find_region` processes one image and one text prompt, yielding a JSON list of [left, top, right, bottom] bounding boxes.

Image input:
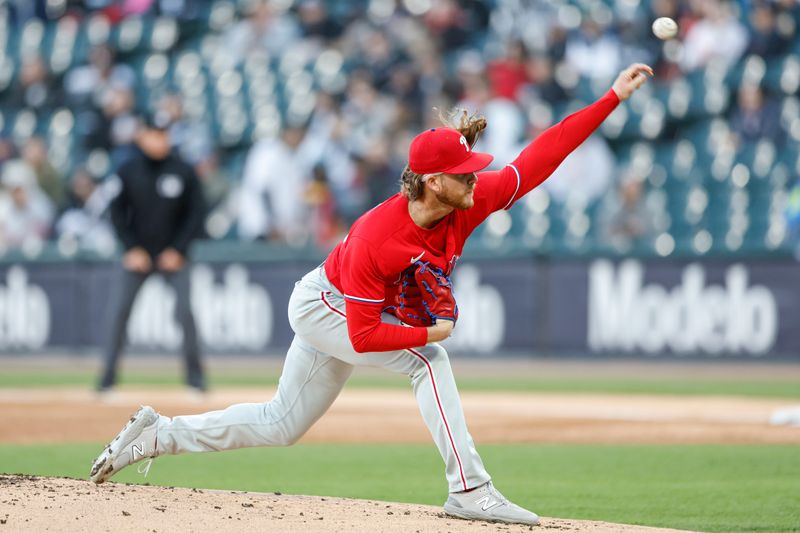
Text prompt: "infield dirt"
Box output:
[[0, 475, 697, 533]]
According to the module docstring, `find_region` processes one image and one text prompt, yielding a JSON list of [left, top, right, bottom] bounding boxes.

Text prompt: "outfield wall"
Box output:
[[0, 256, 797, 359]]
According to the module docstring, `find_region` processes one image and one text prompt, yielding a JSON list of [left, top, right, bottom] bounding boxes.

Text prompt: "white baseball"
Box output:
[[652, 17, 678, 40]]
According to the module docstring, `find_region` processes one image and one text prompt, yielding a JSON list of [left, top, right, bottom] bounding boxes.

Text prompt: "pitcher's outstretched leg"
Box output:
[[90, 337, 352, 483]]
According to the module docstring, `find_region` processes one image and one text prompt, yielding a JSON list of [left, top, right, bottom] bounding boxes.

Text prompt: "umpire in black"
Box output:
[[98, 110, 207, 393]]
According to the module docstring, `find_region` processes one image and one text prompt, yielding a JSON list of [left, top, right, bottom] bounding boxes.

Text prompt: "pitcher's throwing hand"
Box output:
[[611, 63, 654, 101]]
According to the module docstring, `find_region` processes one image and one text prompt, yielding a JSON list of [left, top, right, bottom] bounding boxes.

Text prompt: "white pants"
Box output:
[[155, 266, 490, 492]]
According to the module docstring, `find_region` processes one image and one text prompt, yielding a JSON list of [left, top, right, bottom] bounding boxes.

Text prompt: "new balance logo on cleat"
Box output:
[[475, 496, 502, 512], [131, 442, 146, 462]]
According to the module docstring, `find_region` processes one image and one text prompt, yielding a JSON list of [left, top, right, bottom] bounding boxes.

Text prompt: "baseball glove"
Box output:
[[391, 261, 458, 326], [393, 267, 433, 327], [415, 261, 458, 324]]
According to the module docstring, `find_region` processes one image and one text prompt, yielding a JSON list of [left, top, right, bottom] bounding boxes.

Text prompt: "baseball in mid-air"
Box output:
[[652, 17, 678, 40]]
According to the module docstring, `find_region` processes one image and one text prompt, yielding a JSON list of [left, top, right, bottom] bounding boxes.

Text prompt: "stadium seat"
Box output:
[[49, 17, 79, 74], [111, 16, 145, 53]]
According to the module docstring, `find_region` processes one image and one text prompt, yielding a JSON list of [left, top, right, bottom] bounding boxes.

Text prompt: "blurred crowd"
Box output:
[[0, 0, 798, 256]]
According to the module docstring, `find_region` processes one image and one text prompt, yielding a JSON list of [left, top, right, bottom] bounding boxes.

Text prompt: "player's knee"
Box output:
[[409, 344, 451, 378], [283, 433, 303, 446], [274, 428, 305, 446], [425, 344, 451, 365], [260, 404, 309, 446], [251, 422, 305, 447]]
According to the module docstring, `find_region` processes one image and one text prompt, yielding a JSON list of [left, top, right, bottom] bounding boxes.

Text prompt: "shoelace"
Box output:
[[486, 483, 510, 505], [136, 458, 154, 478]]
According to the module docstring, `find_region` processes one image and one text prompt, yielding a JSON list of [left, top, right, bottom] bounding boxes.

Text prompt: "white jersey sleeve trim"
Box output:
[[344, 294, 385, 304], [502, 164, 521, 211]]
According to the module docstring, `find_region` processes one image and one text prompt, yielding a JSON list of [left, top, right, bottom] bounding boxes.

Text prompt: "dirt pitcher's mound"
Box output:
[[0, 475, 694, 533]]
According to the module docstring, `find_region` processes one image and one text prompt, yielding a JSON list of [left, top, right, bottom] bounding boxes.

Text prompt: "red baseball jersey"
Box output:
[[324, 89, 620, 353]]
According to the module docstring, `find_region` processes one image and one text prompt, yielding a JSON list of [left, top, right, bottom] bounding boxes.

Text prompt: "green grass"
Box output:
[[1, 443, 798, 532], [1, 369, 799, 398]]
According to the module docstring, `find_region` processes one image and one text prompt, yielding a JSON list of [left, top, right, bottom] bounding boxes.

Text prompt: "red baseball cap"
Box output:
[[408, 127, 493, 175]]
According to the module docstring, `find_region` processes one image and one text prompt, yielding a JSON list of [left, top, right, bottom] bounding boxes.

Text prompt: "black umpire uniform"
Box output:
[[98, 113, 207, 392]]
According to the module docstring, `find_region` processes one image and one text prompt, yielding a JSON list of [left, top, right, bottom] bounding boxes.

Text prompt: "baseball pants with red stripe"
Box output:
[[155, 266, 491, 492]]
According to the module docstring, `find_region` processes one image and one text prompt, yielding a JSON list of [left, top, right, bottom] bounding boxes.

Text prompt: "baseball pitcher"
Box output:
[[90, 63, 652, 526]]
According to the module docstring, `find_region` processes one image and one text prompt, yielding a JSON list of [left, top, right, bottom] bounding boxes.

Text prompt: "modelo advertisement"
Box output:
[[0, 258, 796, 358], [585, 260, 782, 356]]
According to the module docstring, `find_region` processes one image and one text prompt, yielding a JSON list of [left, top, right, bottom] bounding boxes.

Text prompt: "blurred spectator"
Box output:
[[455, 48, 537, 170], [423, 0, 471, 52], [298, 93, 363, 222], [746, 2, 791, 58], [304, 164, 343, 249], [479, 98, 526, 169], [423, 0, 489, 54], [359, 29, 408, 91], [359, 134, 399, 210], [618, 18, 657, 72], [487, 40, 529, 102], [417, 52, 447, 111], [652, 0, 680, 18], [237, 124, 318, 244], [681, 0, 747, 71], [298, 0, 342, 43], [565, 18, 622, 81], [64, 45, 136, 109], [224, 0, 301, 63], [341, 71, 397, 159], [8, 55, 62, 111], [0, 138, 18, 168], [546, 25, 568, 63], [523, 55, 569, 105], [541, 134, 616, 206], [155, 91, 213, 165], [82, 83, 139, 166], [775, 0, 800, 31], [194, 149, 229, 211], [386, 64, 426, 125], [0, 159, 54, 249], [599, 174, 656, 251], [21, 136, 64, 210], [191, 146, 237, 241], [55, 166, 115, 252], [454, 51, 489, 110], [729, 84, 782, 145]]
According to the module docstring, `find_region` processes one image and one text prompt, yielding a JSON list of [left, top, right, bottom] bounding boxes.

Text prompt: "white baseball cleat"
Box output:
[[90, 405, 160, 484], [443, 481, 540, 526]]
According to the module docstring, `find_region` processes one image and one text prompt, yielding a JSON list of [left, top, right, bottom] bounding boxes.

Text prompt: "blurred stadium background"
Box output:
[[0, 0, 799, 359]]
